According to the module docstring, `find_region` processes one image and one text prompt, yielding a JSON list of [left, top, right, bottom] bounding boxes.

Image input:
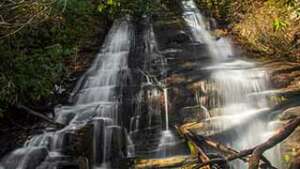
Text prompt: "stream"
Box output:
[[182, 0, 282, 168], [0, 0, 284, 169]]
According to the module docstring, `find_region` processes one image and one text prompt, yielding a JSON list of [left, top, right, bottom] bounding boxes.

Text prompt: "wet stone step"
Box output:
[[130, 131, 162, 141], [36, 155, 83, 169], [134, 140, 189, 159], [132, 137, 162, 146]]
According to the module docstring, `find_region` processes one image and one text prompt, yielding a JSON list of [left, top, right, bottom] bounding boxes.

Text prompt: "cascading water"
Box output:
[[163, 88, 169, 131], [157, 88, 177, 157], [0, 17, 133, 169], [182, 0, 233, 61], [181, 0, 281, 168], [128, 21, 189, 159]]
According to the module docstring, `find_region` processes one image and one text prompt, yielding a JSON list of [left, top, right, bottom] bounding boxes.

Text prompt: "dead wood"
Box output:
[[192, 116, 300, 169], [16, 103, 65, 128], [249, 116, 300, 169]]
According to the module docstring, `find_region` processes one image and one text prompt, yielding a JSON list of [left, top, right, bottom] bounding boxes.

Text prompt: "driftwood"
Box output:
[[249, 116, 300, 169], [192, 117, 300, 169], [16, 103, 65, 128], [191, 133, 276, 168], [177, 124, 212, 169], [134, 156, 190, 169], [135, 115, 300, 169], [193, 137, 277, 169]]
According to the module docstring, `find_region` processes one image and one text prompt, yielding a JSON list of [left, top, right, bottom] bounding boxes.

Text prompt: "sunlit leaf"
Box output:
[[98, 4, 106, 12], [284, 154, 291, 162], [272, 18, 288, 31]]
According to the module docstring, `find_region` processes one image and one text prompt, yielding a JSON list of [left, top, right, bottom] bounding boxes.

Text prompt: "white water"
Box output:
[[67, 18, 133, 169], [157, 88, 178, 157], [163, 88, 170, 131], [182, 0, 233, 60], [0, 18, 133, 169], [182, 0, 281, 168]]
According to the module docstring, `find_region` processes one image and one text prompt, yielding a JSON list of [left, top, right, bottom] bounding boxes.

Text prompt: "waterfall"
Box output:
[[163, 88, 169, 131], [182, 0, 233, 60], [0, 17, 133, 169], [181, 0, 281, 168], [127, 21, 189, 159]]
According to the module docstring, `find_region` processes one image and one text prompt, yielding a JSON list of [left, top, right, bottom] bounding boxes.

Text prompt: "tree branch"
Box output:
[[16, 103, 65, 128], [193, 116, 300, 169], [249, 116, 300, 169]]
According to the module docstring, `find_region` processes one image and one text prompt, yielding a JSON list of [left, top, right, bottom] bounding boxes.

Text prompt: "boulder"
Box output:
[[281, 107, 300, 169], [167, 31, 192, 45]]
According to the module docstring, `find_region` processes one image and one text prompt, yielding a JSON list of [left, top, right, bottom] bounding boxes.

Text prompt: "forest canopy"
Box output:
[[0, 0, 167, 116], [0, 0, 102, 115]]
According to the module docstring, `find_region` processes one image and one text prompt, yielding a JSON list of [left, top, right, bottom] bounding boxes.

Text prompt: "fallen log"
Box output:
[[177, 124, 211, 169], [195, 148, 277, 169], [134, 156, 190, 169], [192, 134, 247, 162], [249, 116, 300, 169], [185, 133, 211, 169], [194, 116, 300, 169], [16, 103, 65, 128], [191, 133, 275, 168], [177, 122, 277, 169]]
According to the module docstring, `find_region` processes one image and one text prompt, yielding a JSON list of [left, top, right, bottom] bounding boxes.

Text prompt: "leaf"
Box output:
[[272, 18, 288, 31], [187, 141, 197, 155], [284, 154, 291, 162], [107, 0, 117, 6], [98, 4, 106, 12]]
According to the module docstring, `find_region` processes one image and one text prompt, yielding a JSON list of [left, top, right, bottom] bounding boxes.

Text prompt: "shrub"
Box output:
[[0, 0, 102, 115]]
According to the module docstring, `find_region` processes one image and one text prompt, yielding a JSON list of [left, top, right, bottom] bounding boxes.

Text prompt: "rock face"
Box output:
[[280, 107, 300, 121], [264, 61, 300, 93], [279, 107, 300, 168], [263, 61, 300, 169]]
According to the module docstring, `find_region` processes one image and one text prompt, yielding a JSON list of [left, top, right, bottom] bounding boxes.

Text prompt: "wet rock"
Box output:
[[172, 31, 192, 44], [179, 106, 203, 123], [108, 126, 128, 168], [1, 147, 48, 169], [162, 30, 192, 47], [264, 61, 300, 90], [289, 156, 300, 169], [55, 111, 76, 125], [36, 155, 84, 169], [68, 124, 94, 158], [280, 106, 300, 169], [280, 106, 300, 121], [209, 18, 218, 30]]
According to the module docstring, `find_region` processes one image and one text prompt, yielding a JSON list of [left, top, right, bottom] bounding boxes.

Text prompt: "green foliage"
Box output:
[[0, 0, 167, 115], [97, 0, 160, 19], [275, 0, 300, 18], [281, 0, 298, 7], [195, 0, 255, 24], [0, 0, 102, 114], [272, 18, 288, 31]]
